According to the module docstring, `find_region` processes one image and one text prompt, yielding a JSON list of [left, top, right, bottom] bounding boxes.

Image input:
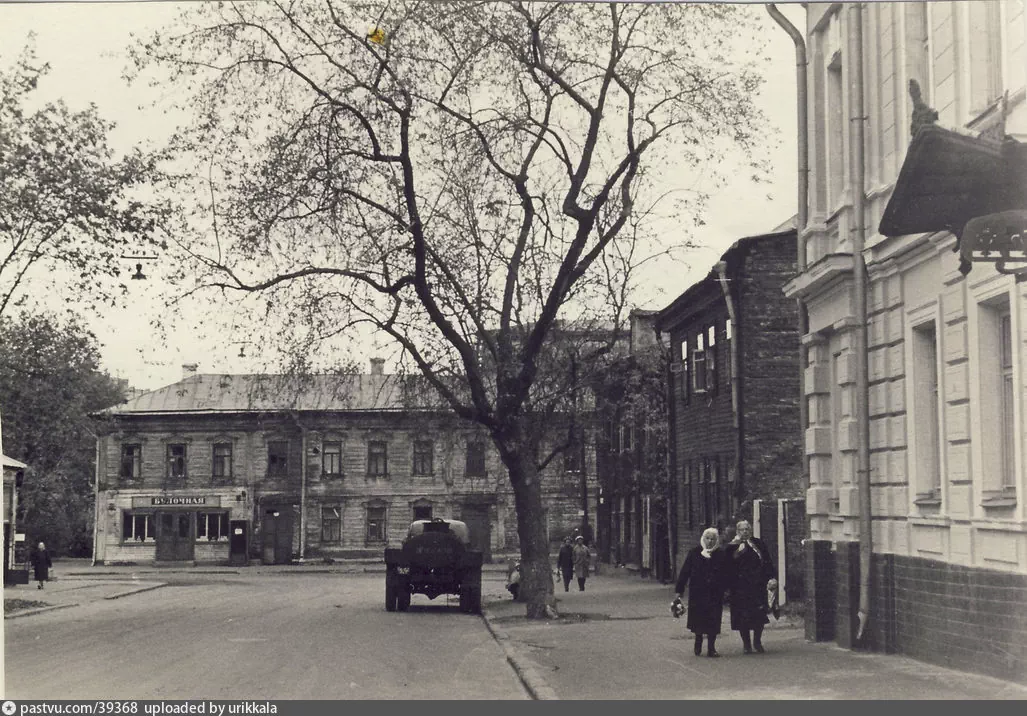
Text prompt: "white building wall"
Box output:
[[798, 2, 1027, 573]]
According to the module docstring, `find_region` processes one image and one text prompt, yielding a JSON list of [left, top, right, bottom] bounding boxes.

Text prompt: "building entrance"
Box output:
[[155, 511, 195, 561]]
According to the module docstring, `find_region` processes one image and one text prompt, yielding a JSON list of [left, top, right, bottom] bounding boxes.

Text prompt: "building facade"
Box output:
[[3, 453, 27, 584], [783, 1, 1027, 683], [657, 227, 805, 598], [94, 363, 595, 566]]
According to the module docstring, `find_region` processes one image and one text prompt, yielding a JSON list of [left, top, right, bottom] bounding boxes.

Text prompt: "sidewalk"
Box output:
[[482, 570, 1027, 700]]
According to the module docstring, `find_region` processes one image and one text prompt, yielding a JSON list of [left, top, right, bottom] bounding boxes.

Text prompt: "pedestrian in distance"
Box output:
[[672, 527, 728, 658], [506, 561, 522, 601], [723, 520, 778, 654], [557, 536, 574, 592], [572, 535, 590, 591], [30, 541, 52, 590]]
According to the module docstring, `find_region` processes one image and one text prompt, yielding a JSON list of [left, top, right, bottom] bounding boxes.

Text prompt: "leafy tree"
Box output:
[[0, 42, 166, 317], [135, 1, 769, 616], [0, 312, 125, 556]]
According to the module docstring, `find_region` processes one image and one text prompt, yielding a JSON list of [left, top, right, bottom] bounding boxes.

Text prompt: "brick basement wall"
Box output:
[[810, 540, 1027, 685]]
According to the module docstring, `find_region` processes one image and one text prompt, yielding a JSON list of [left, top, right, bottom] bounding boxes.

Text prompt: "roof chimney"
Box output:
[[182, 363, 199, 380], [370, 358, 385, 376]]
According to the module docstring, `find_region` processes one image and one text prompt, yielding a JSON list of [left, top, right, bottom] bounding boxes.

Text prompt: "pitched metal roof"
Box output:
[[2, 454, 27, 470], [105, 373, 447, 415]]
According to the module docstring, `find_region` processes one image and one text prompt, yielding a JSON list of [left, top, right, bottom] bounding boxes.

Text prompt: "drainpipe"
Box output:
[[657, 326, 679, 573], [714, 261, 743, 517], [848, 2, 873, 643], [766, 3, 810, 482]]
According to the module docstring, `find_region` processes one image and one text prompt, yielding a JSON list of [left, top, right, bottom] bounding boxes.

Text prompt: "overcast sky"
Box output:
[[1, 0, 802, 390]]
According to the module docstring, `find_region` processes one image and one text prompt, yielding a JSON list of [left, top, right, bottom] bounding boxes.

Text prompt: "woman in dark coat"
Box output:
[[673, 527, 727, 657], [557, 537, 574, 592], [724, 520, 777, 654], [30, 541, 52, 590]]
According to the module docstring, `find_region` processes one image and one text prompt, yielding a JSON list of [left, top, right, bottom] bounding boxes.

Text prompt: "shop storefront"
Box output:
[[97, 488, 250, 565]]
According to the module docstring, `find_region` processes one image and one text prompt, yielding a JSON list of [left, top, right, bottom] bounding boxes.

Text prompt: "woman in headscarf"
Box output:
[[30, 541, 52, 590], [724, 519, 777, 654], [672, 527, 727, 657], [571, 535, 590, 591]]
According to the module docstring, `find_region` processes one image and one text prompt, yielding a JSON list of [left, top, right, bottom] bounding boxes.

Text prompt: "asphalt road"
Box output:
[[3, 573, 528, 700]]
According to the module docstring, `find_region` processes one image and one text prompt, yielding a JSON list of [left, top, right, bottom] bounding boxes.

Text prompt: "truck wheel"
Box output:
[[385, 577, 398, 612], [468, 587, 481, 614], [459, 586, 471, 613], [397, 582, 411, 611]]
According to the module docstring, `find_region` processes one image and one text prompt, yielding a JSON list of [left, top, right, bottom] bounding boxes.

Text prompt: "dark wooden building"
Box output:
[[656, 227, 805, 599]]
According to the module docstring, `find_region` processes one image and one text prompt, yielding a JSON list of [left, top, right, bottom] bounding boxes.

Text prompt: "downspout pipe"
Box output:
[[848, 2, 873, 643], [657, 325, 679, 573], [714, 261, 743, 518], [766, 3, 810, 483]]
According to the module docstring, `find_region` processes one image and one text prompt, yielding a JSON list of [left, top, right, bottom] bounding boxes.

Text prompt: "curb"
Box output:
[[480, 607, 560, 701], [105, 583, 168, 600], [4, 603, 78, 619]]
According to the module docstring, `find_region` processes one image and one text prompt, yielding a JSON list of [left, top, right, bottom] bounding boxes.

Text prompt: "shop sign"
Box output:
[[131, 495, 222, 508]]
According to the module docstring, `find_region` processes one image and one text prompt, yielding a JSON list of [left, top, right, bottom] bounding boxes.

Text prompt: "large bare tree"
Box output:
[[134, 0, 769, 617]]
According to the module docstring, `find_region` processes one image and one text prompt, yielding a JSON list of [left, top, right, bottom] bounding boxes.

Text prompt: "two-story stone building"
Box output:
[[782, 1, 1027, 683], [656, 225, 805, 599], [93, 361, 593, 566]]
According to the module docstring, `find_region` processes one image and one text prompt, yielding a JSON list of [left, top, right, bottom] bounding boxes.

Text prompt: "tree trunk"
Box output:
[[499, 436, 557, 619]]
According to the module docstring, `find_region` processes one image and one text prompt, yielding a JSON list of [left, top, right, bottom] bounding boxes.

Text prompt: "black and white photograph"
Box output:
[[2, 0, 1026, 701]]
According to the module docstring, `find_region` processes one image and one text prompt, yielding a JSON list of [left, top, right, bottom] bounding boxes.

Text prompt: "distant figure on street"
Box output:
[[506, 561, 521, 601], [557, 537, 574, 592], [30, 541, 52, 590], [673, 527, 727, 657], [724, 520, 777, 654], [572, 535, 590, 591]]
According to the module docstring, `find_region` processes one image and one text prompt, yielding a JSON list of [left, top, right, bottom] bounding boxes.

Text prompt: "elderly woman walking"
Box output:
[[673, 527, 728, 657], [571, 535, 590, 591], [724, 520, 778, 654], [30, 541, 52, 590]]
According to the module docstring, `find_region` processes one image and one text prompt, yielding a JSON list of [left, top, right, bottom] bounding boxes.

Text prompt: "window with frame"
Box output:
[[412, 440, 434, 476], [706, 325, 718, 394], [564, 437, 583, 473], [366, 504, 387, 542], [724, 317, 732, 385], [120, 443, 142, 480], [912, 320, 941, 502], [620, 424, 634, 453], [466, 440, 486, 476], [212, 442, 233, 481], [322, 441, 342, 477], [267, 440, 289, 477], [321, 506, 342, 543], [978, 297, 1016, 502], [412, 503, 432, 521], [367, 440, 388, 477], [674, 338, 690, 404], [692, 332, 707, 393], [122, 512, 153, 542], [196, 512, 229, 541], [167, 443, 187, 480], [967, 1, 1004, 114]]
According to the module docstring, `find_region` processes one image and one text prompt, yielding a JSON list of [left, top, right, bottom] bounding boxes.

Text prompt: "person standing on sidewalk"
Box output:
[[30, 541, 52, 590], [572, 535, 590, 591], [724, 520, 777, 654], [557, 537, 574, 592], [673, 527, 727, 658]]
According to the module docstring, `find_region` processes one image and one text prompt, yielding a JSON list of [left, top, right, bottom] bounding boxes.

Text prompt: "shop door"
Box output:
[[156, 511, 195, 561], [461, 504, 492, 563], [261, 508, 293, 564], [229, 520, 249, 566]]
